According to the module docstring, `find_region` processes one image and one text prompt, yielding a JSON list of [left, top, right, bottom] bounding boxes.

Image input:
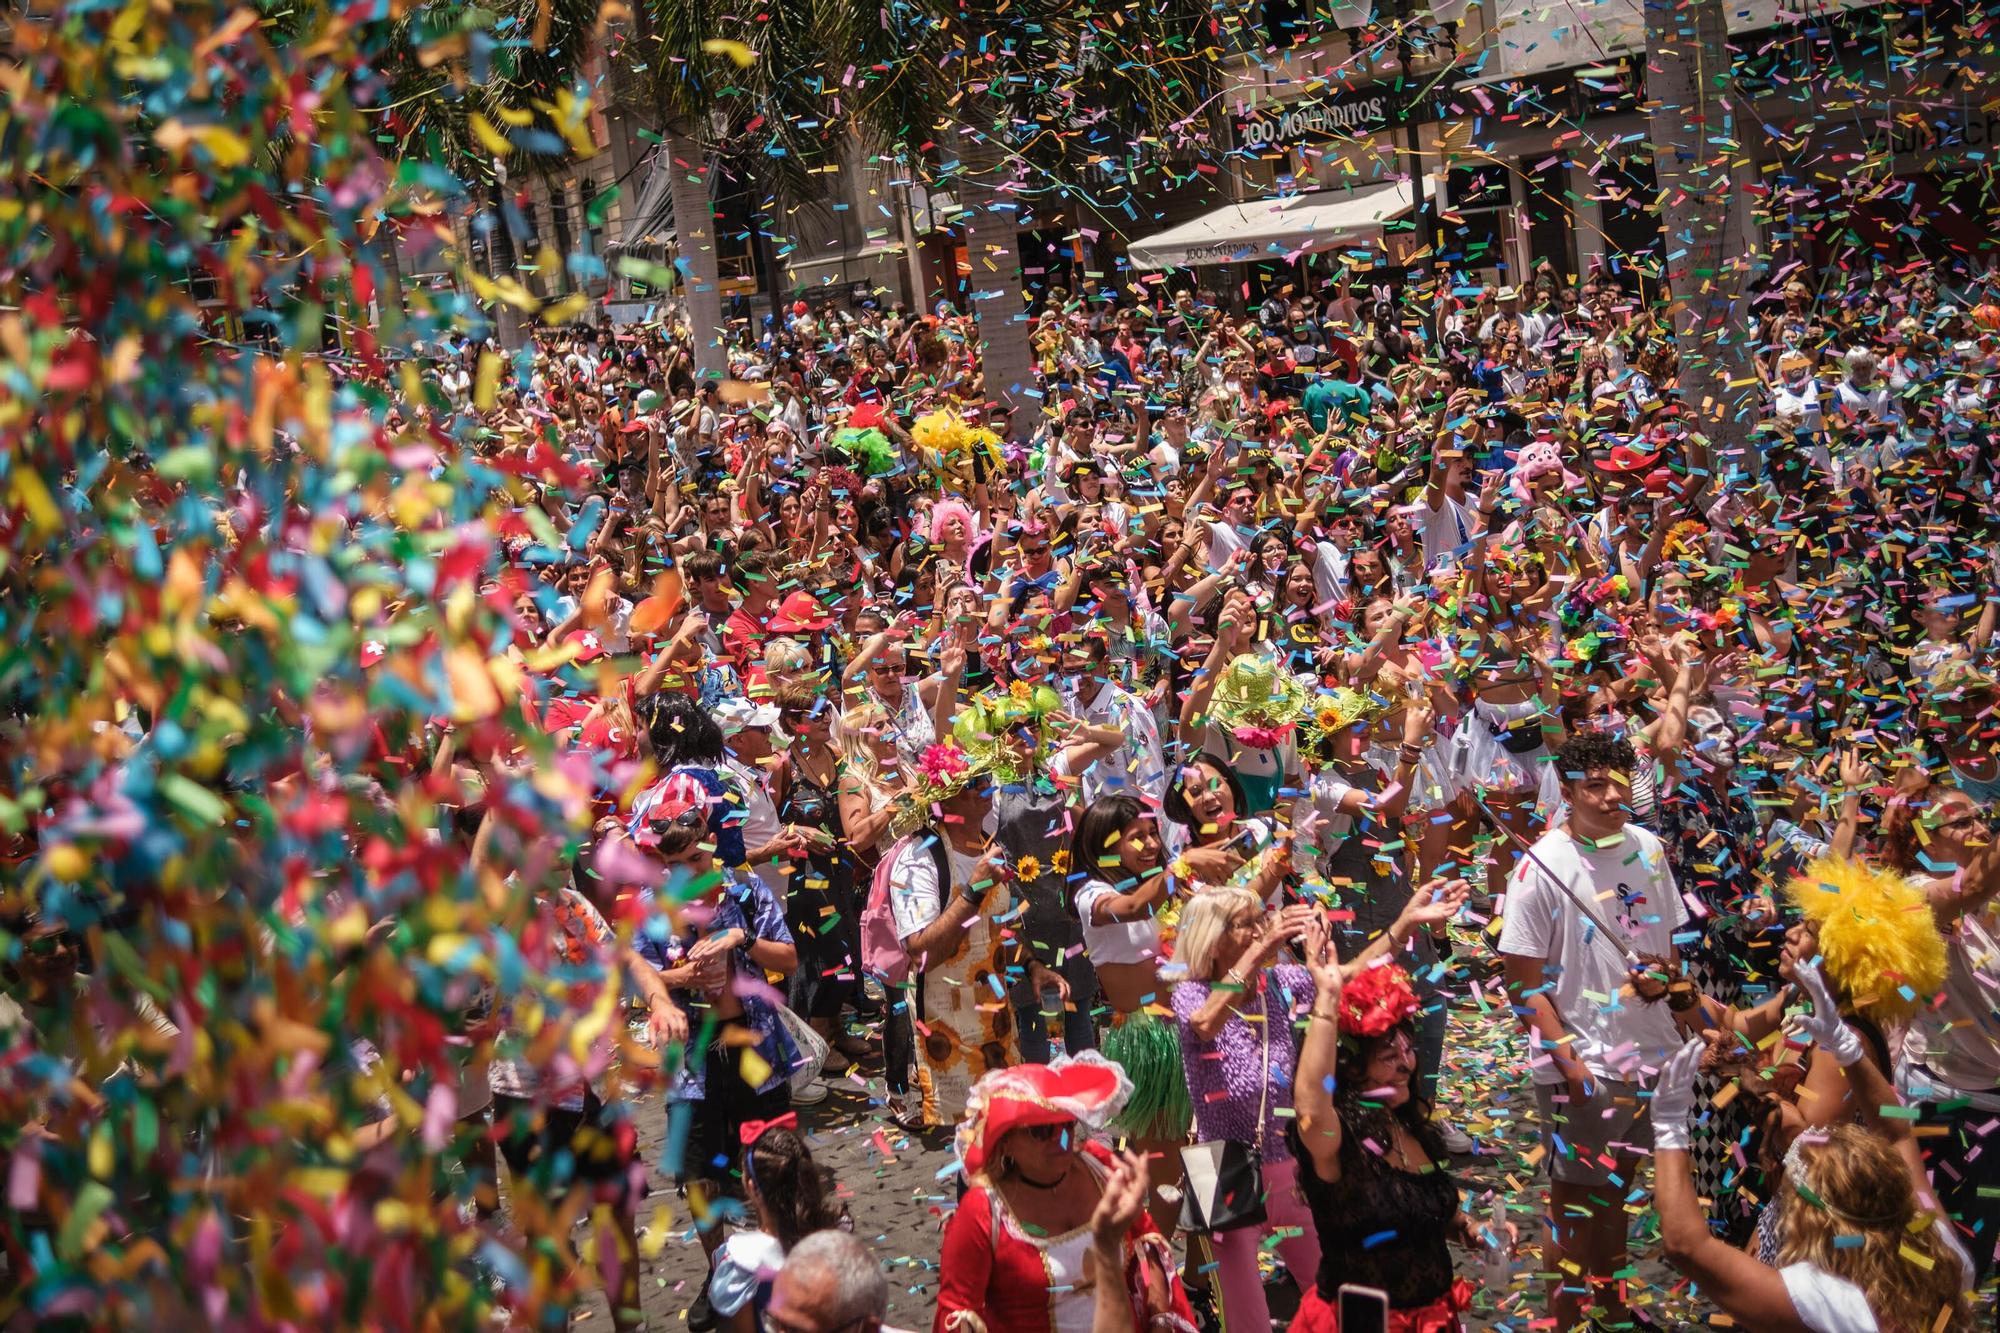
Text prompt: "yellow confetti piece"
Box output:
[[1899, 1242, 1935, 1270], [444, 646, 501, 720], [702, 37, 755, 67], [740, 1048, 772, 1088], [12, 467, 59, 535], [467, 113, 512, 158]]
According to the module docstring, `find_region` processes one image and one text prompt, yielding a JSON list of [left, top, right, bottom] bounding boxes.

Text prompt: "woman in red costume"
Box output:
[[933, 1054, 1196, 1333]]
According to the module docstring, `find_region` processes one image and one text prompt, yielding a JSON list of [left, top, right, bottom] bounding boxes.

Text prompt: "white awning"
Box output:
[[1126, 182, 1413, 270]]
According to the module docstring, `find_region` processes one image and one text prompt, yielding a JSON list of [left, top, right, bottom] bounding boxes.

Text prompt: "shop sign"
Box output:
[[1235, 86, 1406, 150]]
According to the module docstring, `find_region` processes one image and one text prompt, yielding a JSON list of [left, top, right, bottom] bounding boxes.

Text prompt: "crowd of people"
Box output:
[[17, 251, 2000, 1333]]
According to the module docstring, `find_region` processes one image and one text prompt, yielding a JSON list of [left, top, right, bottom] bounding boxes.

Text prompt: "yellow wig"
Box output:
[[1782, 856, 1947, 1024]]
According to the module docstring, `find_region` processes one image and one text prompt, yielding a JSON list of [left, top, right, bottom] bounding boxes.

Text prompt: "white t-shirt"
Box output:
[[1076, 878, 1162, 967], [722, 757, 783, 887], [1414, 492, 1478, 570], [887, 836, 982, 943], [1205, 514, 1246, 569], [711, 1231, 786, 1319], [1900, 893, 2000, 1106], [1779, 1264, 1875, 1333], [1310, 539, 1352, 606], [1495, 824, 1689, 1084]]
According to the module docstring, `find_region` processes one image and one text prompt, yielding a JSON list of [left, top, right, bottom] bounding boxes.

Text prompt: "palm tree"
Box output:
[[1643, 0, 1761, 462], [365, 0, 614, 341], [645, 0, 1221, 423], [849, 0, 1223, 435]]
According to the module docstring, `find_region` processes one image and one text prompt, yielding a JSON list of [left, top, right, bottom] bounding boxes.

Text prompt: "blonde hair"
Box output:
[[762, 637, 814, 682], [836, 701, 890, 786], [1175, 886, 1262, 982], [1777, 1124, 1972, 1332]]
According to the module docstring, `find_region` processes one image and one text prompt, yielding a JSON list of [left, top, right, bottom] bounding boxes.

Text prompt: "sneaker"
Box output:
[[791, 1079, 830, 1106], [1438, 1119, 1475, 1155]]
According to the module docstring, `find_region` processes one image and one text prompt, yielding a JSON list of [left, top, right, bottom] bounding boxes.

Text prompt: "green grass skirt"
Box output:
[[1103, 1007, 1193, 1141]]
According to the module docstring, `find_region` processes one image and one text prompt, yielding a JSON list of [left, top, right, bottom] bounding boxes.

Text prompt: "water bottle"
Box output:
[[1483, 1195, 1511, 1293]]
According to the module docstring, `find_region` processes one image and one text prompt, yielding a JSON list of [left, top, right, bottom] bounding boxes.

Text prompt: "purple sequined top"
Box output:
[[1171, 963, 1312, 1163]]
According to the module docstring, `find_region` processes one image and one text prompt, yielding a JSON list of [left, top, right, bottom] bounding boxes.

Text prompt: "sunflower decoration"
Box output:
[[1300, 686, 1383, 754], [1014, 854, 1043, 883], [1205, 653, 1312, 751], [1049, 849, 1071, 878]]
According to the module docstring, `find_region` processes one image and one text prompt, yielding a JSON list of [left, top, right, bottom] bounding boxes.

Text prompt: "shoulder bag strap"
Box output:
[[1252, 980, 1273, 1154]]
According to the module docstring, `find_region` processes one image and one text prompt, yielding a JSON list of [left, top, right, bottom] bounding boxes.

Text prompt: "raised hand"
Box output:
[[1789, 958, 1866, 1067], [1649, 1035, 1706, 1151]]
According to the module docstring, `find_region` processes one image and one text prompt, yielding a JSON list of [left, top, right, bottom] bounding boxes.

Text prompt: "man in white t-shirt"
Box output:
[[1497, 731, 1690, 1331], [1416, 439, 1482, 570]]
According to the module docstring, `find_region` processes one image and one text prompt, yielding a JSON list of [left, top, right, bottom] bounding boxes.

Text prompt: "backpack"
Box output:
[[859, 828, 950, 987]]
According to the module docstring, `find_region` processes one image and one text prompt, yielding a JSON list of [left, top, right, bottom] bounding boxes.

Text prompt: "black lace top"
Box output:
[[1291, 1114, 1460, 1310]]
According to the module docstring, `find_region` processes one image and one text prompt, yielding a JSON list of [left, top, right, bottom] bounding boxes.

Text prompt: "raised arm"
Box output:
[[1293, 917, 1347, 1184], [1652, 1038, 1817, 1333]]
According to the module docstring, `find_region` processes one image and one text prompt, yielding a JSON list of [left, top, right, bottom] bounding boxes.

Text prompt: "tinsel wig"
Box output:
[[1782, 856, 1947, 1024]]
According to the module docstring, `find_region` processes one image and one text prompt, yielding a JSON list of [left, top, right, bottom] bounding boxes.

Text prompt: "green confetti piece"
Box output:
[[58, 1182, 114, 1261], [159, 773, 229, 826]]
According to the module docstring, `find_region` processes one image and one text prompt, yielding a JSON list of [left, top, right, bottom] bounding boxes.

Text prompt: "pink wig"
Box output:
[[929, 499, 980, 547]]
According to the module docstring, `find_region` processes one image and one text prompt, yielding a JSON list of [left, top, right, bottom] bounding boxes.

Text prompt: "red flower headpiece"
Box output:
[[1341, 962, 1421, 1038]]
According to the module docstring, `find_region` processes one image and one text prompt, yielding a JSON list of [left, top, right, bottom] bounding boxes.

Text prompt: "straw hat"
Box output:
[[1206, 654, 1311, 749]]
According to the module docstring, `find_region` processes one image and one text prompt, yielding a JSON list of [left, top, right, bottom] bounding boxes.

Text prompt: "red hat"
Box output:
[[542, 696, 596, 733], [564, 629, 607, 662], [1595, 442, 1662, 474], [578, 711, 639, 759], [359, 638, 387, 669], [768, 590, 836, 636], [954, 1053, 1131, 1182]]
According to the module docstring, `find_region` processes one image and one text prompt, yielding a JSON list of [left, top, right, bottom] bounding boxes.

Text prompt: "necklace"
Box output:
[[1013, 1166, 1070, 1190]]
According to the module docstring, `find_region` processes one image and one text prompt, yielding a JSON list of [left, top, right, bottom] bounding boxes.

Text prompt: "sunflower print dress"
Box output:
[[890, 838, 1025, 1128]]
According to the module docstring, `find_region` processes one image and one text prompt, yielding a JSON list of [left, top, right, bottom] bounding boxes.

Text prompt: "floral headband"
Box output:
[[1341, 962, 1422, 1039]]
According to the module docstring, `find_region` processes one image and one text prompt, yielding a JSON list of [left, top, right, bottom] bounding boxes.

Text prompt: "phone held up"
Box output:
[[1335, 1285, 1389, 1333]]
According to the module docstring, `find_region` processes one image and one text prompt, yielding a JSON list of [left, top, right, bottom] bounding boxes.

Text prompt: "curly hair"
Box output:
[[1777, 1124, 1972, 1332], [1553, 730, 1637, 785], [1879, 768, 1981, 877]]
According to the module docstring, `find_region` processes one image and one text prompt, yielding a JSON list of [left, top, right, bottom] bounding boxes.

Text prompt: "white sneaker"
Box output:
[[1438, 1119, 1475, 1155], [791, 1079, 830, 1106]]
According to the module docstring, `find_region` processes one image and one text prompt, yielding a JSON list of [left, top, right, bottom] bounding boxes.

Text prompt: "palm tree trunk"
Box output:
[[665, 126, 727, 382], [485, 176, 526, 349], [370, 223, 406, 341], [959, 129, 1037, 443], [1643, 0, 1761, 465]]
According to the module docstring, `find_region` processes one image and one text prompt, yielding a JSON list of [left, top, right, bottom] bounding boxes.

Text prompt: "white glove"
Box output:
[[1650, 1036, 1706, 1152], [1791, 958, 1866, 1067]]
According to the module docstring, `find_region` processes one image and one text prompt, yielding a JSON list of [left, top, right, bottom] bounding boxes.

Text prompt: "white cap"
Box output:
[[715, 697, 782, 736]]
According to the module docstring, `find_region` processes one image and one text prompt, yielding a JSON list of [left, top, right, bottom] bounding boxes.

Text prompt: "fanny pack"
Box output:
[[1487, 714, 1546, 756]]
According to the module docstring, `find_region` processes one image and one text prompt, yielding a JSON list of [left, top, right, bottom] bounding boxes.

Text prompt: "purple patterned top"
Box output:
[[1171, 963, 1312, 1163]]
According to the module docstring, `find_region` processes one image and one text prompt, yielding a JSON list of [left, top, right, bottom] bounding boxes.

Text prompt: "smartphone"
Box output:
[[1335, 1285, 1389, 1333]]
